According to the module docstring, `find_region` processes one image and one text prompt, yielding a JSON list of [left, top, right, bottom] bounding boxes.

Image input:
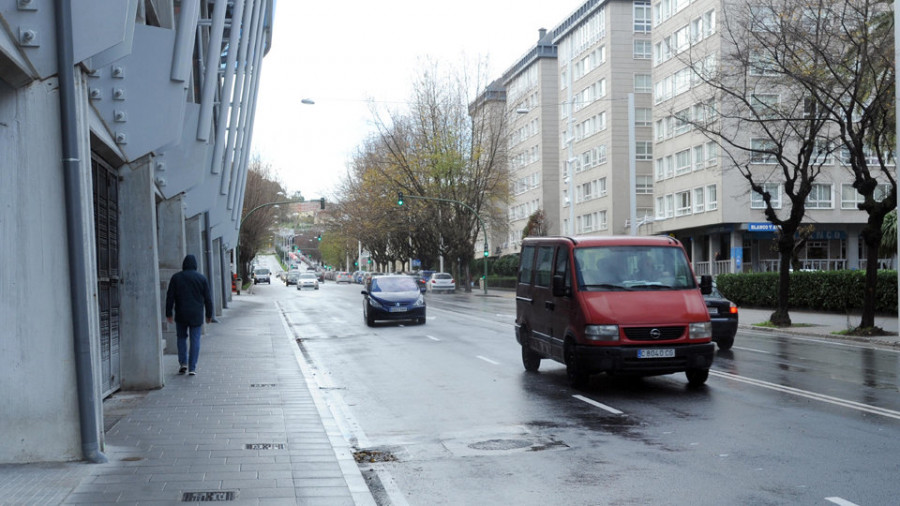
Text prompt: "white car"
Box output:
[[426, 272, 455, 293], [297, 272, 319, 290]]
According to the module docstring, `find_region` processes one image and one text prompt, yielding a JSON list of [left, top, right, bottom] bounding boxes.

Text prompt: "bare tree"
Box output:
[[238, 158, 285, 279], [779, 0, 896, 331], [682, 0, 842, 325]]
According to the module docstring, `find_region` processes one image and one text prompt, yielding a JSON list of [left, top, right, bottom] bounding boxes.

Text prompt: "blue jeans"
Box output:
[[176, 322, 202, 371]]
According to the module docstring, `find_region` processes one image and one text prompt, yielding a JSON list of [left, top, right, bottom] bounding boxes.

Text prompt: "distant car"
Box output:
[[704, 282, 738, 350], [315, 270, 325, 283], [253, 268, 271, 284], [361, 275, 426, 326], [297, 272, 319, 290], [426, 272, 455, 293], [336, 271, 352, 284], [285, 270, 301, 286]]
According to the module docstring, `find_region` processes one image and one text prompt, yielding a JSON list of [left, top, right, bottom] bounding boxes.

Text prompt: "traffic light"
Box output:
[[484, 248, 489, 258], [319, 197, 325, 210], [316, 235, 322, 241], [397, 192, 404, 206]]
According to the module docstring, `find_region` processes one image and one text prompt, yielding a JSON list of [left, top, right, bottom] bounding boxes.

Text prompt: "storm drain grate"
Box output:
[[249, 383, 276, 387], [245, 443, 285, 450], [468, 439, 533, 451], [182, 491, 237, 501]]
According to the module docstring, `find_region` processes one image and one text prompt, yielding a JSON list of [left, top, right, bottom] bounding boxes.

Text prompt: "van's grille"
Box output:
[[624, 326, 685, 341]]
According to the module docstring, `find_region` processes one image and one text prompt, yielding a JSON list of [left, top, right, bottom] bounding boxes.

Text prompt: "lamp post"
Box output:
[[397, 193, 489, 295]]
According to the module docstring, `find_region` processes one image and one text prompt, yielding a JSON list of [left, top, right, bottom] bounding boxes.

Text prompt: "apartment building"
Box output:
[[500, 29, 561, 255], [649, 0, 888, 274], [496, 0, 889, 273]]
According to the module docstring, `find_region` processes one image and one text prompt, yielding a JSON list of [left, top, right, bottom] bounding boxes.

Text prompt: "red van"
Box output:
[[515, 236, 714, 388]]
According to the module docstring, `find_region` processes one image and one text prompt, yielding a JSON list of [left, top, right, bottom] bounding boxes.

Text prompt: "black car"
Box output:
[[704, 283, 738, 350], [361, 275, 426, 326]]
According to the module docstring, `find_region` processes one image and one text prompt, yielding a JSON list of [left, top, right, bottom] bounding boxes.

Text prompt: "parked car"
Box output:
[[361, 275, 426, 326], [297, 272, 319, 290], [515, 236, 714, 388], [315, 270, 325, 283], [285, 270, 301, 286], [336, 271, 353, 284], [703, 282, 738, 351], [253, 268, 271, 284], [426, 272, 455, 293]]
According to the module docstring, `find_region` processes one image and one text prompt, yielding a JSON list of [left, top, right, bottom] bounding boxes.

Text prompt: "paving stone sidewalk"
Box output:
[[0, 296, 375, 505]]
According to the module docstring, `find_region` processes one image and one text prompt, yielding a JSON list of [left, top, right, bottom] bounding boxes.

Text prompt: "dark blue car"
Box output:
[[361, 275, 426, 326]]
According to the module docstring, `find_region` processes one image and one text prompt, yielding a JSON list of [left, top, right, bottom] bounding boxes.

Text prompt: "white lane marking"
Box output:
[[426, 335, 441, 341], [825, 497, 860, 506], [710, 370, 900, 420], [573, 394, 625, 415], [477, 355, 500, 365], [733, 346, 773, 355]]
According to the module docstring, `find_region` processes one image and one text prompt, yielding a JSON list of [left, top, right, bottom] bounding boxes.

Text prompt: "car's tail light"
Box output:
[[729, 303, 738, 315]]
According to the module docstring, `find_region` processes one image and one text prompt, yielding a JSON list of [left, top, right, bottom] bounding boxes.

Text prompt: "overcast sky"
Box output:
[[250, 0, 580, 200]]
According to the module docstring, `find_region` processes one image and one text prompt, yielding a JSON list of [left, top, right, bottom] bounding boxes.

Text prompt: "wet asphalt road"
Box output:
[[264, 278, 900, 506]]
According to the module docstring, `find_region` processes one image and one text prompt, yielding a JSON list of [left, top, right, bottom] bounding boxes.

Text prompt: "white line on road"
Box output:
[[732, 346, 773, 354], [825, 497, 860, 506], [426, 335, 440, 341], [573, 394, 625, 415], [476, 355, 500, 365], [710, 370, 900, 420]]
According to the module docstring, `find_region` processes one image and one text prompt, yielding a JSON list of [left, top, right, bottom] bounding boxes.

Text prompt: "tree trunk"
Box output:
[[859, 217, 884, 329], [770, 237, 793, 327], [464, 263, 472, 293]]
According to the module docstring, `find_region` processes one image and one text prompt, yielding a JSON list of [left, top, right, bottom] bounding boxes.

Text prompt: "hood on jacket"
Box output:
[[182, 254, 198, 271]]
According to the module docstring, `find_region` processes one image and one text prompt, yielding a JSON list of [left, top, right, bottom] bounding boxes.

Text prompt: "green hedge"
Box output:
[[716, 271, 898, 314]]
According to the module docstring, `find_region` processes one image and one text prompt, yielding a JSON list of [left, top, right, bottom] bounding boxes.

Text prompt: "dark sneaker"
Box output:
[[188, 370, 196, 376], [178, 365, 187, 375]]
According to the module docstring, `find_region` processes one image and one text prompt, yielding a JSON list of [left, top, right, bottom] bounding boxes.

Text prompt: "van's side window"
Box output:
[[535, 246, 554, 287], [554, 247, 571, 291], [518, 245, 536, 284]]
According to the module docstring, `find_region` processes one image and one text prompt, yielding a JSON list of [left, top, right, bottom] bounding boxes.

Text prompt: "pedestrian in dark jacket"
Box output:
[[165, 254, 213, 375]]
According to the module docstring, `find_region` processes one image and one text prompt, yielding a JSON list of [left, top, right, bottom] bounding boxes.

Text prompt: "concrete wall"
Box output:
[[119, 156, 165, 390], [158, 195, 186, 355], [0, 78, 91, 463]]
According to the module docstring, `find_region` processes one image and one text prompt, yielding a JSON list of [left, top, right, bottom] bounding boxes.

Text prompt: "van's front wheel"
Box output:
[[686, 368, 709, 386], [565, 343, 589, 389], [522, 344, 541, 372]]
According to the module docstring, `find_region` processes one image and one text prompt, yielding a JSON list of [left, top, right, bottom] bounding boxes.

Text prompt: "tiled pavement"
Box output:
[[0, 296, 375, 505]]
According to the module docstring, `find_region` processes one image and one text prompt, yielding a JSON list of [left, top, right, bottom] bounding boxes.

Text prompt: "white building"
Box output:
[[1, 0, 274, 463]]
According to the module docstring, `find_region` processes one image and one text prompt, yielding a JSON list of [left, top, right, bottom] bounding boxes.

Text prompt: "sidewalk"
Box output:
[[0, 296, 375, 505]]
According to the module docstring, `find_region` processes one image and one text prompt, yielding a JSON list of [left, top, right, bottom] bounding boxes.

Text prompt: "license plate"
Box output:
[[707, 307, 719, 315], [389, 306, 408, 312], [637, 348, 675, 359]]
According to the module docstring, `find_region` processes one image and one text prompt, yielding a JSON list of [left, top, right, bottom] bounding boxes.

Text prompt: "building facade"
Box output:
[[1, 0, 273, 463], [497, 0, 889, 273]]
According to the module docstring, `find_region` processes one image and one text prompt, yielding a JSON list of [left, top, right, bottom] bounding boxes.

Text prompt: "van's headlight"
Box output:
[[689, 322, 712, 340], [585, 325, 619, 341]]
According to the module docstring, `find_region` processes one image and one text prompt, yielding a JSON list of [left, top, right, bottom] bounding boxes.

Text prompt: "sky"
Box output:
[[250, 0, 581, 201]]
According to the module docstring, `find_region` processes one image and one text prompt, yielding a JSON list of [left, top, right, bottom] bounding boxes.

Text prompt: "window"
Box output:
[[634, 74, 652, 93], [706, 185, 718, 210], [518, 246, 535, 283], [806, 183, 833, 209], [750, 6, 778, 32], [705, 141, 718, 166], [751, 182, 781, 209], [750, 51, 779, 76], [636, 141, 653, 160], [535, 246, 555, 287], [675, 149, 691, 175], [693, 187, 705, 213], [634, 40, 652, 59], [675, 190, 692, 216], [812, 139, 835, 165], [665, 194, 675, 218], [635, 107, 652, 126], [841, 182, 892, 209], [751, 94, 779, 118], [673, 108, 691, 135], [634, 1, 651, 32], [555, 247, 571, 291], [636, 175, 653, 194], [751, 138, 777, 164], [693, 145, 704, 170]]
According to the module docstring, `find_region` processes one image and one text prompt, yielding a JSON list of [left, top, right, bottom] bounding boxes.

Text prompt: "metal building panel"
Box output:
[[154, 103, 214, 199], [72, 0, 134, 66], [90, 24, 186, 163]]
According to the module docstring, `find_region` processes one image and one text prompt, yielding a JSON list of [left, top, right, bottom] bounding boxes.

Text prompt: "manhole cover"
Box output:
[[182, 491, 237, 501], [467, 439, 533, 451], [245, 443, 285, 450]]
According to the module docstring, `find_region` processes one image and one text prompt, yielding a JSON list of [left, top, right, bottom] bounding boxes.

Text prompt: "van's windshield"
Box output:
[[573, 246, 697, 291]]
